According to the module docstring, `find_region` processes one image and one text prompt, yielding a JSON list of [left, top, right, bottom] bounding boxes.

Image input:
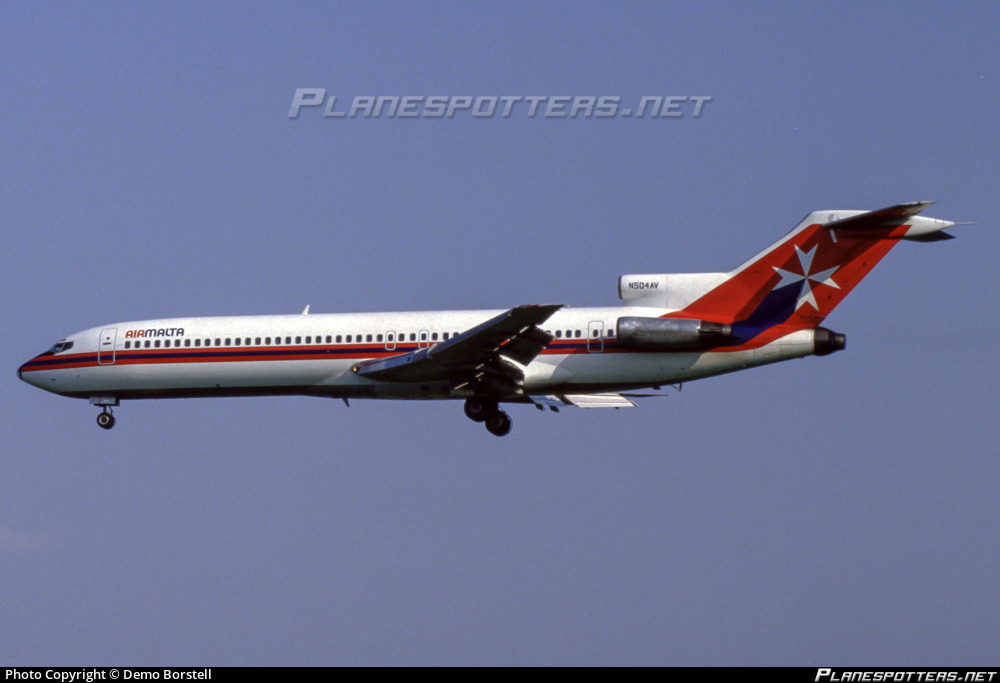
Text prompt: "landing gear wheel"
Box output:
[[464, 397, 496, 423], [96, 410, 116, 430], [485, 410, 512, 437]]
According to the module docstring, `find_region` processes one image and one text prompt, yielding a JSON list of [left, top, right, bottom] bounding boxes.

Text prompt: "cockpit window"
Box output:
[[41, 340, 74, 355]]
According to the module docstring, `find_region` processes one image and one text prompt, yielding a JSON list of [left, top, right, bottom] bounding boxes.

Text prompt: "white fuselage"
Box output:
[[18, 306, 818, 403]]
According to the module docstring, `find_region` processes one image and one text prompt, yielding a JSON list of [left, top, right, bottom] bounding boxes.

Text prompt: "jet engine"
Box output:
[[812, 327, 846, 356], [616, 316, 732, 350]]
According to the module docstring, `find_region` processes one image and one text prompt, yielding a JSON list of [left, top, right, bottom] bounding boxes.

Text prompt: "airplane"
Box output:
[[18, 201, 961, 437]]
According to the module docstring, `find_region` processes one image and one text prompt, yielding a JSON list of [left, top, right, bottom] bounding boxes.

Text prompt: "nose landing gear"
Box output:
[[96, 407, 116, 430], [463, 398, 512, 437], [89, 396, 119, 430]]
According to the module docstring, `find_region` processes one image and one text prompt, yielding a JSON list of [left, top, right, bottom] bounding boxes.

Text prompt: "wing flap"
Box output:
[[498, 328, 553, 365], [539, 393, 639, 409]]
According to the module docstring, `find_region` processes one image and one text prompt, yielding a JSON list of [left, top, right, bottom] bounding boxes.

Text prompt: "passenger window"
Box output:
[[376, 334, 383, 342], [336, 335, 342, 343], [420, 332, 427, 341], [305, 336, 311, 344], [185, 339, 191, 347], [255, 337, 261, 345], [555, 330, 562, 338], [235, 338, 241, 346], [442, 332, 449, 340], [144, 340, 150, 348], [124, 341, 130, 349], [431, 332, 438, 341], [154, 340, 161, 348], [575, 330, 582, 338], [175, 339, 181, 347], [366, 334, 373, 342], [215, 339, 221, 347], [194, 339, 201, 347], [410, 333, 416, 341]]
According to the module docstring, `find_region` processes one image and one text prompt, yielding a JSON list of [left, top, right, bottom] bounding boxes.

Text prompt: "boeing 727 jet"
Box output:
[[19, 202, 959, 436]]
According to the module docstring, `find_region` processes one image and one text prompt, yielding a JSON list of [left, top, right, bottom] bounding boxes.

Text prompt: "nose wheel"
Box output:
[[96, 407, 116, 430]]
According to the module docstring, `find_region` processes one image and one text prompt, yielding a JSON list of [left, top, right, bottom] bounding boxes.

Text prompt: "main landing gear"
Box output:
[[464, 398, 512, 437], [96, 407, 116, 430]]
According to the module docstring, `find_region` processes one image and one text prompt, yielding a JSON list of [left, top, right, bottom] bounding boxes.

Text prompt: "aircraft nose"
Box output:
[[18, 358, 40, 385]]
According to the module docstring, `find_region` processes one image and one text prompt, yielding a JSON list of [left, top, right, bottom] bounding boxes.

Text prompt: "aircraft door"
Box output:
[[385, 330, 397, 351], [587, 321, 604, 353], [98, 328, 118, 365]]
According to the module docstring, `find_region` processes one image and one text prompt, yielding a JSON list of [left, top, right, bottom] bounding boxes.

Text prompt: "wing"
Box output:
[[353, 304, 562, 394]]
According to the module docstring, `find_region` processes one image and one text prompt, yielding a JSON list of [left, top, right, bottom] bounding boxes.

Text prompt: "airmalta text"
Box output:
[[125, 329, 185, 339]]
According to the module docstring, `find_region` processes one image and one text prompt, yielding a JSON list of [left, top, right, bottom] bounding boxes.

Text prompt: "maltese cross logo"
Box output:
[[772, 244, 841, 311]]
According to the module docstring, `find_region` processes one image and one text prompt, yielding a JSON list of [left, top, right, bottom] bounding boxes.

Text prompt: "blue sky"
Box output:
[[2, 1, 998, 665]]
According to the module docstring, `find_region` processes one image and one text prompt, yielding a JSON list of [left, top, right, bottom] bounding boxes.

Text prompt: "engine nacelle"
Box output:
[[616, 316, 732, 350], [813, 327, 846, 356]]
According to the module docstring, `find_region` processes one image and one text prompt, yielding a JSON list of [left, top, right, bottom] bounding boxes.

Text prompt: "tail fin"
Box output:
[[668, 202, 956, 345]]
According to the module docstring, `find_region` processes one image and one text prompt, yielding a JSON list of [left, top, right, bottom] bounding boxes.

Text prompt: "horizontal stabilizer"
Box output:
[[823, 201, 956, 241], [904, 231, 955, 242], [824, 201, 936, 232]]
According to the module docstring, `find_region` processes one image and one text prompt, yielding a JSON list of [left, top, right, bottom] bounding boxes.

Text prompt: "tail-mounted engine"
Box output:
[[813, 327, 846, 356], [616, 316, 733, 350]]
